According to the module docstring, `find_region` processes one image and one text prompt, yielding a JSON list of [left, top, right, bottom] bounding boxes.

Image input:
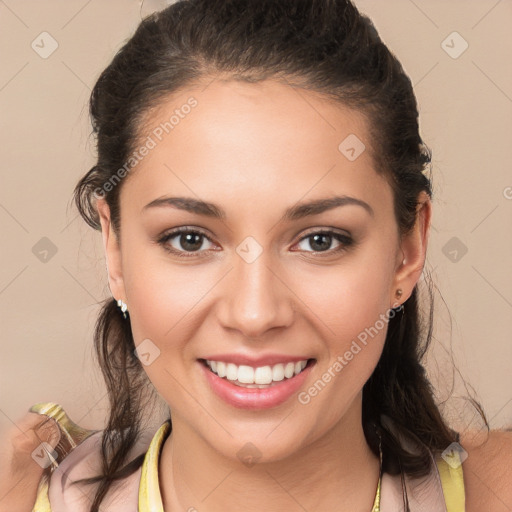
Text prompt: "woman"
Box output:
[[2, 0, 511, 510]]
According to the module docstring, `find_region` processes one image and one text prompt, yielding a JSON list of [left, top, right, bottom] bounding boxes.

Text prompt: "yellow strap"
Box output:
[[138, 421, 172, 512], [32, 473, 52, 512], [435, 449, 466, 512], [371, 475, 381, 512]]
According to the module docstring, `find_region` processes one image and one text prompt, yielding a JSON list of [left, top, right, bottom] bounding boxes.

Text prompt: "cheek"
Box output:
[[121, 242, 219, 355], [295, 294, 390, 433], [291, 245, 394, 406], [120, 246, 209, 408], [291, 238, 394, 344]]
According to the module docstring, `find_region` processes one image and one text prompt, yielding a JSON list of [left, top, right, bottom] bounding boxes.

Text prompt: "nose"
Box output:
[[216, 250, 295, 339]]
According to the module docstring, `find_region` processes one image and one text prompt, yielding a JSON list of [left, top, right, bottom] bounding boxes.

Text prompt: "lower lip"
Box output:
[[199, 360, 314, 410]]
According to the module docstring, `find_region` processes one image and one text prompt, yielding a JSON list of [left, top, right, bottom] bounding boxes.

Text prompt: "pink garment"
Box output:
[[380, 462, 449, 512], [47, 430, 152, 512]]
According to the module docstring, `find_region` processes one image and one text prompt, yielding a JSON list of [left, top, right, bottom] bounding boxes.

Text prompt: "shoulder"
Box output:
[[47, 428, 155, 512], [460, 429, 512, 512]]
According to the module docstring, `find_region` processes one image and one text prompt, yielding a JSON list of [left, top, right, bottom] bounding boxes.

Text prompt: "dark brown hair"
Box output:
[[72, 1, 488, 510]]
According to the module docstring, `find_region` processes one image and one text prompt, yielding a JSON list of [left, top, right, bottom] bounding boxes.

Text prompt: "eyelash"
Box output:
[[156, 227, 354, 259]]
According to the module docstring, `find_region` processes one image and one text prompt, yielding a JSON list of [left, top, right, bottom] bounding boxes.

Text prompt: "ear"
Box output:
[[96, 198, 126, 304], [391, 191, 432, 307]]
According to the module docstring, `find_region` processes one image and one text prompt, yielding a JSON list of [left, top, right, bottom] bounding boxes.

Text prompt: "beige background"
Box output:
[[1, 0, 511, 436]]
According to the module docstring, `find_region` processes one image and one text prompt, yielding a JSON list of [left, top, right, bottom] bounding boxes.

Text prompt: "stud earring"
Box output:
[[393, 289, 403, 311], [117, 299, 128, 319]]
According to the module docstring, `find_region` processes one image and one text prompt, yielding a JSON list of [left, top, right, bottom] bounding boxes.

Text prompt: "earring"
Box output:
[[393, 289, 403, 311], [117, 299, 128, 319]]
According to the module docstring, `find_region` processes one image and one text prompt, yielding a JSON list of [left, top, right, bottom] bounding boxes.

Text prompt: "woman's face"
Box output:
[[98, 78, 430, 462]]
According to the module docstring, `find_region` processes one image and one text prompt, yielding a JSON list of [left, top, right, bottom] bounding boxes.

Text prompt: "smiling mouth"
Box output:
[[199, 358, 316, 388]]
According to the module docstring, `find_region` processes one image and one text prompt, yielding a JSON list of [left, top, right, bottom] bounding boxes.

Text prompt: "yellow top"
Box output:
[[30, 403, 463, 511]]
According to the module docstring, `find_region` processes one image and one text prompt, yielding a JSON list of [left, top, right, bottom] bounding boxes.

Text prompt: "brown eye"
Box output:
[[295, 231, 353, 255], [174, 232, 204, 252], [157, 228, 215, 257]]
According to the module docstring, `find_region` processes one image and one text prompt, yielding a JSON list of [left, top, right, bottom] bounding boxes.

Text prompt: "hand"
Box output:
[[0, 410, 61, 512]]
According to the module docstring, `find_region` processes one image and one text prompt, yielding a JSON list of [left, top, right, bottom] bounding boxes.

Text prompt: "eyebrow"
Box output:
[[142, 195, 374, 221]]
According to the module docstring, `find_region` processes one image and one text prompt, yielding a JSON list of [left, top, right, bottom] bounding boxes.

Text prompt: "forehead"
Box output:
[[123, 78, 393, 222]]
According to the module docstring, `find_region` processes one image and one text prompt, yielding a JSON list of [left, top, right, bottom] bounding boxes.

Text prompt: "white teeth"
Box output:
[[284, 362, 295, 379], [238, 365, 255, 384], [272, 364, 285, 382], [254, 366, 273, 385], [226, 363, 238, 381], [204, 358, 310, 385], [217, 361, 226, 378]]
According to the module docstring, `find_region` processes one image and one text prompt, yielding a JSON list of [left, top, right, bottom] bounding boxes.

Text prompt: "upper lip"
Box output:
[[199, 354, 314, 367]]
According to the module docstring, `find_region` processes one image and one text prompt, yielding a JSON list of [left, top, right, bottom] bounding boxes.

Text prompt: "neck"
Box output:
[[159, 396, 380, 512]]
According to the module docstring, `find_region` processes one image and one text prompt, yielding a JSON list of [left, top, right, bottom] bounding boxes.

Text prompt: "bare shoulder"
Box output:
[[460, 429, 512, 512]]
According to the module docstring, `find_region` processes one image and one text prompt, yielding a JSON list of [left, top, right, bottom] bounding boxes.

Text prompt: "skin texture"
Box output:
[[461, 429, 512, 512], [96, 78, 431, 511]]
